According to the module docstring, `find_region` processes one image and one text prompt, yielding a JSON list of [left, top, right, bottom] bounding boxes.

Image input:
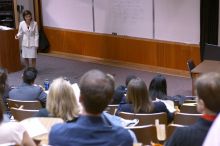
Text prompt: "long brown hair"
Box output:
[[127, 78, 154, 113]]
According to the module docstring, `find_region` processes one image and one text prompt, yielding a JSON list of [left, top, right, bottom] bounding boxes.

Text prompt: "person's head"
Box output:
[[195, 72, 220, 114], [0, 67, 7, 94], [22, 67, 38, 85], [79, 69, 114, 115], [149, 74, 167, 100], [127, 78, 153, 113], [47, 77, 80, 121], [125, 75, 137, 87], [23, 10, 32, 23]]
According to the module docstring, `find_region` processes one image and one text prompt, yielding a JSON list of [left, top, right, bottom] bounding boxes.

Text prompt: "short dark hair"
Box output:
[[79, 70, 114, 114], [23, 10, 32, 21], [23, 67, 38, 84], [125, 75, 137, 87], [149, 74, 167, 100]]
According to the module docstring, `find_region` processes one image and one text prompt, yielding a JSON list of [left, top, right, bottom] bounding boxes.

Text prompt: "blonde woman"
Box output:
[[35, 77, 80, 122]]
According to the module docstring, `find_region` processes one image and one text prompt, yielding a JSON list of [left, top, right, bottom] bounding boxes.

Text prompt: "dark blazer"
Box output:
[[116, 101, 173, 123], [165, 117, 213, 146], [9, 83, 47, 107], [111, 85, 127, 104]]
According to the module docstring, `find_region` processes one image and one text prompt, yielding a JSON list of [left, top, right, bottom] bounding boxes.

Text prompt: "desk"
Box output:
[[191, 60, 220, 95]]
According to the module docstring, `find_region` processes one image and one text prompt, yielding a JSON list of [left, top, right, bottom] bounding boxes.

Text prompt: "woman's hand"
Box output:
[[15, 35, 19, 39]]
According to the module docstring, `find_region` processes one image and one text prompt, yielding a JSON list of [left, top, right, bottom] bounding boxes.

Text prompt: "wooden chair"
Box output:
[[10, 107, 39, 121], [173, 113, 201, 125], [7, 98, 42, 110], [180, 103, 199, 114], [184, 99, 196, 103], [127, 125, 158, 145], [118, 112, 167, 126], [166, 124, 185, 139], [105, 104, 119, 115], [187, 59, 195, 79]]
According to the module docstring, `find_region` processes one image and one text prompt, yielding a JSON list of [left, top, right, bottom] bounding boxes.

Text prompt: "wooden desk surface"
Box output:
[[192, 60, 220, 74]]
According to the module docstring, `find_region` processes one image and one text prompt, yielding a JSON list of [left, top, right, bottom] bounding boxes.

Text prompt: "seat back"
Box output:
[[105, 104, 119, 115], [118, 112, 167, 126], [7, 98, 42, 110], [127, 125, 158, 145], [187, 59, 195, 78], [10, 107, 39, 121], [173, 113, 201, 125], [180, 103, 199, 114], [166, 124, 185, 139]]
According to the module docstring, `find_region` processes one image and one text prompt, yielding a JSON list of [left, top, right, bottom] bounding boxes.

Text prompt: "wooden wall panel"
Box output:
[[44, 26, 200, 72], [0, 30, 22, 72]]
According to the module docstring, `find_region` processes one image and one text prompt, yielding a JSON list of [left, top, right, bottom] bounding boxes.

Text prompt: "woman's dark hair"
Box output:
[[23, 10, 32, 21], [0, 105, 3, 123], [149, 74, 167, 100], [0, 67, 7, 95]]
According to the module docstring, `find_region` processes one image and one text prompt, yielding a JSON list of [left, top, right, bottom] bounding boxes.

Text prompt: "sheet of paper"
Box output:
[[20, 118, 48, 138]]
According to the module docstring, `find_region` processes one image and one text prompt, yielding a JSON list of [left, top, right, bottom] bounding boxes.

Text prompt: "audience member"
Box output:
[[149, 74, 176, 113], [117, 77, 173, 123], [9, 67, 47, 107], [35, 77, 80, 121], [203, 113, 220, 146], [111, 74, 137, 104], [0, 67, 10, 121], [0, 98, 35, 145], [49, 69, 134, 146], [165, 72, 220, 146]]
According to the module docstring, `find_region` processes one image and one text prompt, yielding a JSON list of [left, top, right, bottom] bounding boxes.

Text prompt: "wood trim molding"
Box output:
[[43, 26, 201, 77]]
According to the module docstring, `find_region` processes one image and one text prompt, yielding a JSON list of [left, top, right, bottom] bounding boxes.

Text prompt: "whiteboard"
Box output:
[[94, 0, 153, 38], [154, 0, 200, 44], [41, 0, 93, 32]]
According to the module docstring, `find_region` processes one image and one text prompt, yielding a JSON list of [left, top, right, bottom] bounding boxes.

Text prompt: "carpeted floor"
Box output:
[[8, 54, 192, 96]]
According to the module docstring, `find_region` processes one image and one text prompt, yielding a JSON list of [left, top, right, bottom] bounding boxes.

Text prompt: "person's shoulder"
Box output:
[[1, 121, 25, 133], [154, 101, 166, 107], [20, 21, 25, 25]]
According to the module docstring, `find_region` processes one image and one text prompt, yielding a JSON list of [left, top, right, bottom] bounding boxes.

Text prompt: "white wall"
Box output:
[[41, 0, 93, 32], [155, 0, 200, 44], [219, 1, 220, 45], [41, 0, 200, 44]]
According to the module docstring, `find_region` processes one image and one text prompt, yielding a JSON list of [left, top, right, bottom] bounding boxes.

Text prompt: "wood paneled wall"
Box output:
[[44, 26, 200, 75], [0, 30, 22, 72]]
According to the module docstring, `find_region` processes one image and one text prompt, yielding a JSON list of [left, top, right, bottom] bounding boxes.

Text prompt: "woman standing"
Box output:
[[15, 10, 39, 68]]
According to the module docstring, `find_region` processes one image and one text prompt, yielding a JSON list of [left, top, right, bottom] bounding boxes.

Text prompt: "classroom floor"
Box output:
[[8, 53, 192, 96]]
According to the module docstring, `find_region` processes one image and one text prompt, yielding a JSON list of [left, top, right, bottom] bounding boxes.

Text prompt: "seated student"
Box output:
[[165, 72, 220, 146], [111, 74, 137, 104], [9, 67, 47, 107], [0, 67, 10, 121], [35, 77, 80, 122], [0, 104, 35, 145], [49, 69, 134, 146], [117, 78, 173, 123], [203, 113, 220, 146], [149, 74, 177, 113]]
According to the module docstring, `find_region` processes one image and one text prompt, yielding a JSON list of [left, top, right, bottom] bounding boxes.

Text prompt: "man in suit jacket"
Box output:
[[9, 67, 47, 107], [165, 72, 220, 146]]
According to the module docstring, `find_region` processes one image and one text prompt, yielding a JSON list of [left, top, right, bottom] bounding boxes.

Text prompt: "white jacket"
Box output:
[[17, 20, 39, 47]]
